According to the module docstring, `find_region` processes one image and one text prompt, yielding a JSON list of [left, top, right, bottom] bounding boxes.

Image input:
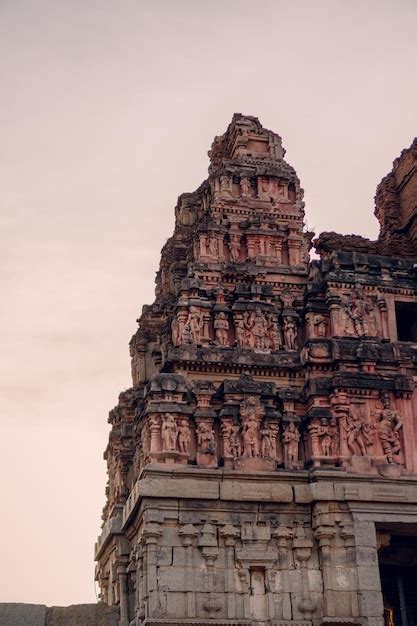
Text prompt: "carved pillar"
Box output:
[[136, 540, 145, 621], [199, 522, 221, 615], [314, 524, 337, 617], [331, 391, 350, 459], [287, 234, 301, 265], [148, 416, 160, 454], [117, 563, 130, 626], [292, 526, 316, 620], [246, 235, 257, 259], [274, 235, 284, 263], [142, 522, 162, 617], [179, 523, 198, 618], [377, 294, 389, 340], [340, 523, 360, 618], [327, 291, 341, 336], [220, 524, 239, 618]]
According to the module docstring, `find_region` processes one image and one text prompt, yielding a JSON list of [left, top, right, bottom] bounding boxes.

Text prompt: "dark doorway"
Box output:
[[395, 302, 417, 342], [378, 533, 417, 626]]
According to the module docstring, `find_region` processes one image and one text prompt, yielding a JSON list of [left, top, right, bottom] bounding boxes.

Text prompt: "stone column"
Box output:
[[327, 292, 342, 336], [293, 526, 316, 621], [314, 524, 336, 618], [142, 522, 162, 618], [179, 523, 198, 618], [135, 540, 145, 622], [220, 524, 239, 618], [377, 294, 389, 340], [117, 564, 130, 626], [353, 520, 384, 624]]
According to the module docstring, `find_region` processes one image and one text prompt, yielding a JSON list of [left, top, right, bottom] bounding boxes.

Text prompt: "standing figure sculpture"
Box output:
[[214, 312, 229, 346], [283, 317, 297, 351], [283, 422, 300, 464], [197, 423, 217, 455], [378, 393, 402, 464], [177, 419, 191, 454], [161, 414, 178, 451]]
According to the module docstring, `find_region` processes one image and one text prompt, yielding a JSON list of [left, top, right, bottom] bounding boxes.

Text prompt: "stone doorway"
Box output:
[[378, 528, 417, 626]]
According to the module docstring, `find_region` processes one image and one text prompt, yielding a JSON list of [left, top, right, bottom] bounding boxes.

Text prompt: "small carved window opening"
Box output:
[[395, 302, 417, 342]]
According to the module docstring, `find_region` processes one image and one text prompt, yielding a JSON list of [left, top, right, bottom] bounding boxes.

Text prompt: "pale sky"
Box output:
[[1, 0, 416, 606]]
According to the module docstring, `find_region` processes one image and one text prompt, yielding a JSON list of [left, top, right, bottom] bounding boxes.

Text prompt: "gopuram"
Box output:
[[95, 115, 417, 626]]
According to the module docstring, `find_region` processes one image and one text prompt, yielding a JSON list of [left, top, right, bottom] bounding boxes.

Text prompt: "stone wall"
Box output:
[[0, 603, 119, 626]]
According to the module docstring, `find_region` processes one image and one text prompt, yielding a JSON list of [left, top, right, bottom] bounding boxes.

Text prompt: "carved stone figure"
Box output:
[[242, 414, 260, 457], [230, 422, 242, 458], [214, 312, 229, 346], [229, 235, 241, 261], [317, 418, 332, 456], [283, 422, 300, 463], [197, 423, 217, 455], [377, 393, 403, 463], [161, 414, 178, 451], [267, 315, 282, 350], [234, 316, 247, 347], [208, 235, 219, 257], [329, 417, 340, 457], [245, 308, 269, 349], [313, 314, 328, 338], [344, 412, 369, 456], [240, 177, 251, 196], [344, 285, 375, 337], [177, 419, 191, 454], [187, 307, 203, 343], [240, 396, 263, 458], [260, 424, 273, 458], [283, 317, 297, 350], [220, 174, 231, 193]]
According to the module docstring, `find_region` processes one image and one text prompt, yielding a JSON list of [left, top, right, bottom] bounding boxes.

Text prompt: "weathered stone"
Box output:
[[0, 603, 47, 626], [94, 116, 417, 626]]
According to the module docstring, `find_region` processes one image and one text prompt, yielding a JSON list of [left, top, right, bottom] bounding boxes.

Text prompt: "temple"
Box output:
[[95, 115, 417, 626]]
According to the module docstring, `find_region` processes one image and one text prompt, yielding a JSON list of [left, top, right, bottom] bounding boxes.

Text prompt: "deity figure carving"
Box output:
[[185, 307, 203, 343], [240, 177, 251, 196], [242, 413, 260, 457], [244, 308, 269, 349], [343, 285, 376, 337], [344, 412, 373, 456], [172, 310, 188, 346], [214, 312, 229, 346], [161, 414, 178, 451], [283, 317, 298, 350], [234, 316, 247, 347], [280, 290, 295, 308], [316, 418, 332, 457], [377, 393, 403, 464], [207, 235, 219, 257], [261, 424, 273, 458], [313, 314, 328, 338], [177, 419, 191, 454], [197, 423, 217, 455], [230, 422, 242, 458], [240, 396, 264, 458], [329, 417, 340, 457], [267, 315, 282, 350], [283, 422, 300, 463], [229, 235, 241, 262], [220, 174, 231, 194]]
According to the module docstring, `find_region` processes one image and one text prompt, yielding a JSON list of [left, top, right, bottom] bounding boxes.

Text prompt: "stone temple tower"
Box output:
[[95, 116, 417, 626]]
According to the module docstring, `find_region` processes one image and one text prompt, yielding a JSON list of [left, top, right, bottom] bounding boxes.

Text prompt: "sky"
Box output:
[[1, 0, 416, 607]]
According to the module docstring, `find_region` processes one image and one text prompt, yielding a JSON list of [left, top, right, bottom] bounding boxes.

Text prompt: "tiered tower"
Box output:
[[95, 116, 417, 626]]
